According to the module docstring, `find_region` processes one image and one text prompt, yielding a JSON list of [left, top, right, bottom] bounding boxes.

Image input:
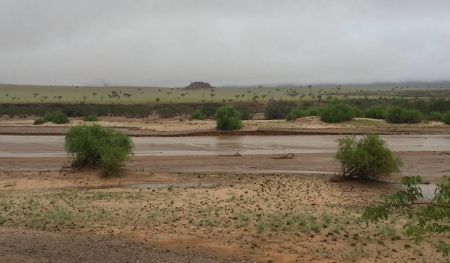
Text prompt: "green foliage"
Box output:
[[427, 111, 443, 121], [33, 111, 69, 125], [320, 103, 355, 123], [190, 110, 206, 120], [231, 102, 260, 120], [443, 111, 450, 125], [43, 111, 70, 124], [364, 105, 386, 119], [82, 115, 99, 122], [336, 134, 401, 179], [385, 107, 421, 124], [286, 109, 307, 121], [33, 118, 46, 125], [362, 176, 450, 243], [264, 100, 296, 119], [215, 106, 242, 131], [65, 125, 134, 176], [306, 107, 322, 116]]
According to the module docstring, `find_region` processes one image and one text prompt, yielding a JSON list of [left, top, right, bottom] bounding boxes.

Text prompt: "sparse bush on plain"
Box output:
[[336, 134, 401, 180], [364, 105, 385, 119], [190, 110, 206, 120], [82, 115, 99, 122], [215, 106, 242, 131], [320, 103, 355, 123], [385, 107, 421, 124], [65, 125, 134, 176]]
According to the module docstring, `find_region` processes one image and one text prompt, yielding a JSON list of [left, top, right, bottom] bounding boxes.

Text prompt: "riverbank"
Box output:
[[0, 116, 449, 136]]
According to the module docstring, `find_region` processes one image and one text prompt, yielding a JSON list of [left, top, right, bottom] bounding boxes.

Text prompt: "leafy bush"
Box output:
[[264, 100, 296, 119], [363, 175, 450, 243], [82, 115, 99, 122], [426, 111, 443, 121], [190, 110, 206, 120], [65, 125, 133, 176], [336, 134, 401, 179], [443, 111, 450, 125], [364, 105, 386, 119], [43, 111, 69, 124], [320, 103, 355, 123], [233, 106, 250, 120], [286, 109, 307, 121], [385, 107, 421, 124], [306, 107, 322, 116], [215, 106, 242, 131], [33, 118, 46, 125]]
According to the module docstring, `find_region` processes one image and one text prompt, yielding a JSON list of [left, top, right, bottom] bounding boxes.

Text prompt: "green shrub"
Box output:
[[33, 118, 46, 125], [306, 108, 322, 116], [336, 134, 401, 179], [264, 100, 296, 119], [43, 111, 69, 124], [443, 111, 450, 125], [425, 111, 443, 121], [320, 103, 355, 123], [190, 110, 206, 120], [65, 125, 134, 176], [235, 107, 251, 120], [286, 109, 307, 121], [215, 106, 242, 131], [82, 115, 99, 122], [363, 176, 450, 249], [385, 107, 421, 124], [364, 105, 385, 119]]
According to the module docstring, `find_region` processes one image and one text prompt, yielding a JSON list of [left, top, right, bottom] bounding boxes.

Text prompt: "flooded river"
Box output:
[[0, 134, 449, 157]]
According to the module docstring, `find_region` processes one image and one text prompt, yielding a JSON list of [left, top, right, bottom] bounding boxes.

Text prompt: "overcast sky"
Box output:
[[1, 0, 450, 87]]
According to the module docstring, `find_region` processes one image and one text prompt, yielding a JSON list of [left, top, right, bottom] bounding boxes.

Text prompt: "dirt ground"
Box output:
[[1, 116, 449, 136], [1, 151, 449, 262], [1, 116, 449, 262]]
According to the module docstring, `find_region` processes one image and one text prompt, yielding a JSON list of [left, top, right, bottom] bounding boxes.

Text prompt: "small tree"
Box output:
[[65, 125, 133, 176], [42, 111, 70, 124], [215, 106, 242, 131], [286, 109, 307, 121], [385, 107, 421, 124], [362, 176, 450, 246], [190, 110, 206, 120], [320, 103, 355, 123], [364, 105, 386, 119], [336, 134, 401, 179]]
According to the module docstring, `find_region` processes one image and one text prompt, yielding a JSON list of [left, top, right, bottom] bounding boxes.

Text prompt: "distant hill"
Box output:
[[185, 82, 214, 90]]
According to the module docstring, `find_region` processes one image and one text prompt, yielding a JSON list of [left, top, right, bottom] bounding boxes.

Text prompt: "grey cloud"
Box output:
[[1, 0, 450, 86]]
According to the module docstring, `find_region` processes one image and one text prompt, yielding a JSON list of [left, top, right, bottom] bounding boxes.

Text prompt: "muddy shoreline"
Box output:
[[1, 126, 450, 136]]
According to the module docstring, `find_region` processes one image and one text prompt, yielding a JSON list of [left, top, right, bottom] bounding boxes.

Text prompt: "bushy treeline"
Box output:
[[0, 102, 262, 119], [1, 98, 449, 124], [275, 98, 450, 124]]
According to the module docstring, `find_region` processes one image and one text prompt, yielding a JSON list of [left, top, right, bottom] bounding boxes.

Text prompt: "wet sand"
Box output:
[[0, 134, 449, 157]]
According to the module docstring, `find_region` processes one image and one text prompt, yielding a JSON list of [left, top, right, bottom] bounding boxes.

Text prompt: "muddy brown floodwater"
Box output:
[[0, 134, 449, 157]]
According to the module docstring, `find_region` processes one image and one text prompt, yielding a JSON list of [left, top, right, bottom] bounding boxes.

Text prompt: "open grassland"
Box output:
[[0, 172, 449, 262], [1, 84, 449, 104]]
